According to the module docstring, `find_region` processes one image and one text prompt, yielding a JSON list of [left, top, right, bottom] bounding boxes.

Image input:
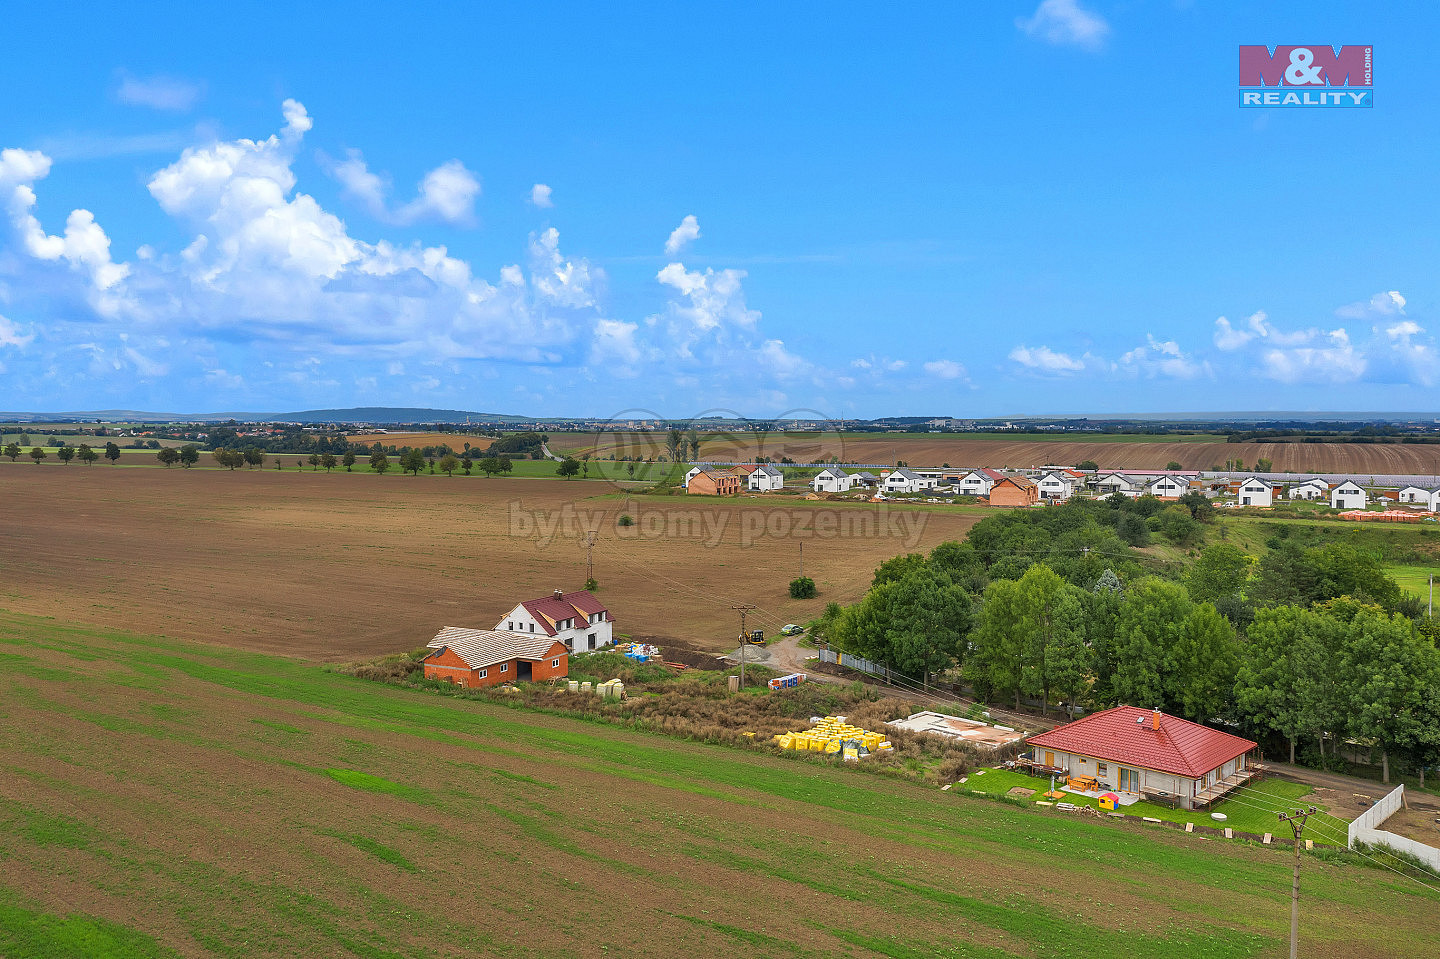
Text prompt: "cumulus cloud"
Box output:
[[0, 147, 130, 300], [1213, 310, 1320, 351], [1016, 0, 1110, 51], [530, 183, 553, 208], [1009, 344, 1085, 374], [1335, 289, 1406, 320], [319, 149, 480, 226], [664, 215, 701, 256], [1118, 334, 1206, 379], [528, 227, 601, 309], [923, 359, 968, 380], [1260, 328, 1365, 384], [115, 73, 204, 112]]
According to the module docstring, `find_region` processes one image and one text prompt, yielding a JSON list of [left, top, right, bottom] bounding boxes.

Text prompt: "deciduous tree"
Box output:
[[28, 446, 46, 465], [57, 445, 75, 465], [104, 442, 121, 465]]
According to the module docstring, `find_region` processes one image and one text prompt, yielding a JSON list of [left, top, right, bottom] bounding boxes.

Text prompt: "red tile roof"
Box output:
[[1026, 706, 1255, 779], [519, 590, 609, 636], [981, 468, 1005, 481]]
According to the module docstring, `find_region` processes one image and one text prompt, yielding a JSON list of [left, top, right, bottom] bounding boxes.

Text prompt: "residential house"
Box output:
[[1036, 470, 1076, 502], [1145, 474, 1190, 499], [747, 464, 785, 491], [1024, 706, 1257, 810], [1094, 472, 1138, 497], [1288, 478, 1328, 501], [1236, 476, 1274, 507], [496, 589, 615, 653], [1330, 480, 1368, 510], [1397, 485, 1432, 505], [850, 470, 880, 489], [681, 466, 703, 489], [811, 466, 853, 493], [882, 467, 925, 494], [423, 627, 568, 689], [957, 468, 1003, 497], [687, 468, 742, 496], [989, 475, 1039, 507]]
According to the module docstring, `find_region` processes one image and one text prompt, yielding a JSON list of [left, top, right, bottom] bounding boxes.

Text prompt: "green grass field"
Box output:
[[0, 610, 1436, 957], [1385, 563, 1437, 600]]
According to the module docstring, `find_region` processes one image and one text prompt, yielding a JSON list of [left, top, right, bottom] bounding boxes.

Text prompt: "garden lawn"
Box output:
[[967, 768, 1351, 841]]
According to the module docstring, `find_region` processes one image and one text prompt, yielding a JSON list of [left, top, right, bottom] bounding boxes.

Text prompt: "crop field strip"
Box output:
[[0, 611, 1436, 958]]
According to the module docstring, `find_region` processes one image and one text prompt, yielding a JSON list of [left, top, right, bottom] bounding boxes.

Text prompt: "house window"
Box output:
[[1119, 768, 1140, 793], [1097, 763, 1107, 776], [479, 669, 487, 678], [500, 664, 508, 673], [551, 658, 559, 667], [529, 623, 534, 632]]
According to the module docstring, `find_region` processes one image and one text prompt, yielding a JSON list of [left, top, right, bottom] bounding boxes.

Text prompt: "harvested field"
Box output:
[[0, 465, 975, 660], [342, 431, 496, 451], [1, 612, 1435, 958], [567, 432, 1440, 474]]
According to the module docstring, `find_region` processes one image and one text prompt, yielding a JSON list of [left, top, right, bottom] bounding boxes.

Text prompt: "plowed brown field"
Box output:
[[567, 432, 1440, 473], [0, 465, 976, 660]]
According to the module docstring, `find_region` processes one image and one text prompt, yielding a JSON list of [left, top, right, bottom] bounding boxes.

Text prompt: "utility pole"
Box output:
[[585, 531, 596, 586], [732, 604, 756, 690], [799, 541, 804, 578], [1429, 573, 1433, 619], [1278, 805, 1318, 959]]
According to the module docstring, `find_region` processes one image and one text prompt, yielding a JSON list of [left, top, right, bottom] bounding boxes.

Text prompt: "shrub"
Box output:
[[617, 514, 635, 527], [789, 576, 817, 599]]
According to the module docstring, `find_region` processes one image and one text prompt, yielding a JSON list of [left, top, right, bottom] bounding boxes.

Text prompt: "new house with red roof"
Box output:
[[496, 589, 615, 653], [1025, 706, 1258, 809]]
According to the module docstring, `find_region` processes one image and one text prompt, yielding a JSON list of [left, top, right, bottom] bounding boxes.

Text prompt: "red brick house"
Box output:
[[988, 475, 1039, 508], [1025, 706, 1257, 809], [422, 627, 568, 689], [686, 468, 742, 496]]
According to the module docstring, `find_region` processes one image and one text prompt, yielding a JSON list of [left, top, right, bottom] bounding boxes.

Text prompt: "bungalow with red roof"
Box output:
[[496, 589, 615, 653], [1024, 706, 1257, 809], [422, 627, 568, 689]]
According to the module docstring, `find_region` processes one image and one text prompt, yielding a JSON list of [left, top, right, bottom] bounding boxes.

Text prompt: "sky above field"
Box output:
[[0, 3, 1434, 419]]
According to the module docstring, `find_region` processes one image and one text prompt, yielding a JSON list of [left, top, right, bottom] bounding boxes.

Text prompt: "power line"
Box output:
[[1278, 805, 1317, 959]]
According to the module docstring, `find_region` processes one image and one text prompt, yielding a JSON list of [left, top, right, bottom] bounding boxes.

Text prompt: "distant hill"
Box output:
[[278, 407, 531, 425]]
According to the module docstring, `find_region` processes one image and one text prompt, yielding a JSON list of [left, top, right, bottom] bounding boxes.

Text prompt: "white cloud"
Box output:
[[1117, 334, 1206, 379], [1260, 328, 1365, 384], [655, 262, 758, 340], [530, 183, 553, 208], [0, 313, 33, 349], [664, 215, 701, 256], [923, 359, 968, 380], [1009, 344, 1085, 374], [1335, 289, 1406, 320], [1386, 320, 1422, 340], [1016, 0, 1110, 51], [0, 147, 130, 299], [319, 149, 480, 226], [1213, 310, 1319, 351], [528, 227, 601, 309], [116, 73, 204, 112]]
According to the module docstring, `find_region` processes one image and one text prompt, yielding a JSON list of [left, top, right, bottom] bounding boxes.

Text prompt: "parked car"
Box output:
[[780, 624, 803, 636]]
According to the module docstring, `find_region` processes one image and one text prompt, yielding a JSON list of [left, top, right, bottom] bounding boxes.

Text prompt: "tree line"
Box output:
[[820, 497, 1440, 783]]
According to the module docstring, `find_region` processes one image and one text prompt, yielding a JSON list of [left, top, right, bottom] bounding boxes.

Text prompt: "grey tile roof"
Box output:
[[427, 627, 564, 670]]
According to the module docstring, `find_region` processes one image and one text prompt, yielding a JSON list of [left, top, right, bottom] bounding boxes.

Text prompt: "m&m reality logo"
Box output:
[[1239, 45, 1372, 108]]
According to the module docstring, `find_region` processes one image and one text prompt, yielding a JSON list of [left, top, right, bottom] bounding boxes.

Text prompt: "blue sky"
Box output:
[[0, 2, 1434, 419]]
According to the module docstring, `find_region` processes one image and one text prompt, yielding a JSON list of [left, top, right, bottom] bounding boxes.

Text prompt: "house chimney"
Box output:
[[553, 588, 564, 600], [1151, 708, 1161, 731]]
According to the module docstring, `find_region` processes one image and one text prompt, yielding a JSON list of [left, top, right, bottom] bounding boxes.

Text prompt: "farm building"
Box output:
[[1024, 706, 1258, 810], [988, 475, 1038, 507], [423, 627, 568, 689], [1288, 478, 1328, 500], [497, 589, 615, 652], [747, 464, 785, 491], [1236, 476, 1274, 507], [811, 466, 853, 493], [687, 468, 741, 496], [1330, 480, 1368, 510]]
